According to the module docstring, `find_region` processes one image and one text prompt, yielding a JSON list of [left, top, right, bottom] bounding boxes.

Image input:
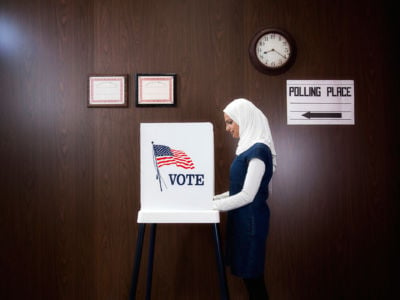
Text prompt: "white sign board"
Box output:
[[138, 122, 218, 223], [287, 80, 355, 125]]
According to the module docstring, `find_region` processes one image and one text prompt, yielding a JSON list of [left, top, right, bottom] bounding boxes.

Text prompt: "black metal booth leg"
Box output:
[[145, 224, 157, 300], [129, 223, 146, 300], [213, 223, 230, 300]]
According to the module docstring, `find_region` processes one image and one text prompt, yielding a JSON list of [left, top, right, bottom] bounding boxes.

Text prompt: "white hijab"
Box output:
[[223, 98, 277, 172]]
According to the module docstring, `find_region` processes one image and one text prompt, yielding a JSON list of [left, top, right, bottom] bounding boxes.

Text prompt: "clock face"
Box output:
[[256, 32, 291, 68]]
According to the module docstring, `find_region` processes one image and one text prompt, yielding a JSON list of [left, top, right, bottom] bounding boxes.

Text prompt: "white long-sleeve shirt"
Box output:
[[212, 158, 266, 211]]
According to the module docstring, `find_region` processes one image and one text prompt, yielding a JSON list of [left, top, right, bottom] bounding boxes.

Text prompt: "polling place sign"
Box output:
[[287, 80, 355, 125], [138, 122, 218, 223]]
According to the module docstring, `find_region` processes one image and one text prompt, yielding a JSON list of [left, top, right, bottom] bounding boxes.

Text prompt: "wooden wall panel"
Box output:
[[0, 0, 397, 299], [241, 1, 398, 300]]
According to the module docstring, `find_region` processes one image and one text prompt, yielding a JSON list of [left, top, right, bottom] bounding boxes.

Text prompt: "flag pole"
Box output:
[[151, 142, 164, 192]]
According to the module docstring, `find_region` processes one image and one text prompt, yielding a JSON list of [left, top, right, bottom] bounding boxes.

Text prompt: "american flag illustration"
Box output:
[[153, 144, 195, 169]]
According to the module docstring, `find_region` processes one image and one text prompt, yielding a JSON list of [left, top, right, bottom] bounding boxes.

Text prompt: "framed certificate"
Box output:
[[88, 75, 128, 107], [135, 74, 176, 107]]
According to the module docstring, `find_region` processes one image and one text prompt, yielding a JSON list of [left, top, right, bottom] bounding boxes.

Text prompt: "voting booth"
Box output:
[[138, 122, 219, 223], [130, 123, 228, 300]]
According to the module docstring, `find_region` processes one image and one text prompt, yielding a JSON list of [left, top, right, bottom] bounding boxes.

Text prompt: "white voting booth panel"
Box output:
[[138, 122, 219, 223]]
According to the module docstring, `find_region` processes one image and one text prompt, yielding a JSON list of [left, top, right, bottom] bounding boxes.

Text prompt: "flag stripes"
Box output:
[[153, 144, 195, 169]]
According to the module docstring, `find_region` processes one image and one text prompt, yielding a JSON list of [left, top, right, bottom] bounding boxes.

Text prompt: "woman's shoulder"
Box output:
[[251, 142, 269, 149], [244, 143, 272, 160], [249, 143, 271, 152]]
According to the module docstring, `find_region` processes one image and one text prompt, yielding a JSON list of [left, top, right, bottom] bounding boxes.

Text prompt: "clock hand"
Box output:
[[273, 49, 287, 59], [263, 49, 286, 59]]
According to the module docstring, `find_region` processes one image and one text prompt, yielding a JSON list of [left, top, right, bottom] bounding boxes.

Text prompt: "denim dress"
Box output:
[[225, 143, 273, 278]]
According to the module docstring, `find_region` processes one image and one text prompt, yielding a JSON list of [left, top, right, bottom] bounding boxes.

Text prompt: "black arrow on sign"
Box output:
[[302, 111, 342, 119]]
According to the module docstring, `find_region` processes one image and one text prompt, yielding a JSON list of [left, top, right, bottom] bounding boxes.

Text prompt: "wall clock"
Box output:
[[249, 28, 296, 75]]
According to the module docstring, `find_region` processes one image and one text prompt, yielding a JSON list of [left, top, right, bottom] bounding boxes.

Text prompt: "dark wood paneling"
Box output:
[[0, 0, 397, 299], [242, 1, 398, 299]]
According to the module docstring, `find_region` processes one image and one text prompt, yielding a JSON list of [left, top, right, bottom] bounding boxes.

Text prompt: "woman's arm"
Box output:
[[213, 191, 229, 200], [212, 158, 265, 211]]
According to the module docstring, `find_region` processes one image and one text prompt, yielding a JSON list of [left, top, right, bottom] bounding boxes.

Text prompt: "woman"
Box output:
[[213, 98, 277, 300]]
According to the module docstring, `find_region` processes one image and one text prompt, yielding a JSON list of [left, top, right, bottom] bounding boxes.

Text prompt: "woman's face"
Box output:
[[224, 113, 239, 138]]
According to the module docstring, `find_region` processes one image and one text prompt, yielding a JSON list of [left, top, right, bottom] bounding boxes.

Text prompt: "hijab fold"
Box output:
[[223, 98, 277, 172]]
